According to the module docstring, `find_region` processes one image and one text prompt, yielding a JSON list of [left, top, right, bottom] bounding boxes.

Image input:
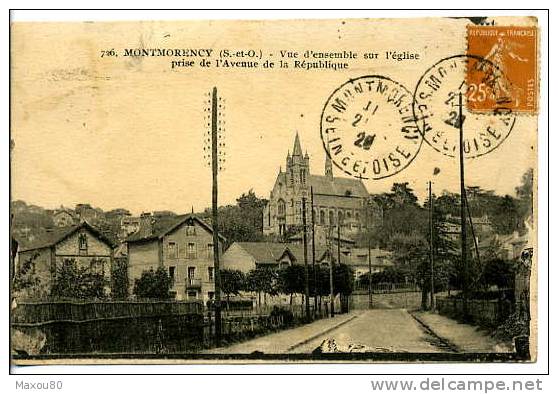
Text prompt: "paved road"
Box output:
[[290, 309, 442, 353], [205, 309, 445, 354]]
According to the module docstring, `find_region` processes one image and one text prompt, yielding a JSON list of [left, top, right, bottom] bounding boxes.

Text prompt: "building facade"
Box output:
[[16, 222, 115, 296], [127, 214, 225, 302], [263, 133, 374, 238]]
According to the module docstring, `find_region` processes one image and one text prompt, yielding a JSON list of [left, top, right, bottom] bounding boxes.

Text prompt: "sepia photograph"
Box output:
[[8, 11, 544, 370]]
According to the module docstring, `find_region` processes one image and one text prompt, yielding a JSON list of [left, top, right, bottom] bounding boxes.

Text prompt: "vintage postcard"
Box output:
[[10, 15, 539, 365]]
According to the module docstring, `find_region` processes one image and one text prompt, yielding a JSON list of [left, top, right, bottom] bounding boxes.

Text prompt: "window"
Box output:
[[277, 199, 286, 217], [89, 258, 104, 274], [300, 169, 306, 184], [168, 242, 177, 259], [329, 211, 335, 225], [207, 243, 214, 259], [208, 291, 215, 300], [188, 267, 196, 279], [187, 242, 197, 259], [187, 290, 197, 299], [78, 233, 87, 253], [169, 266, 176, 285], [338, 211, 344, 225], [185, 225, 196, 236], [320, 210, 325, 225], [208, 267, 214, 282]]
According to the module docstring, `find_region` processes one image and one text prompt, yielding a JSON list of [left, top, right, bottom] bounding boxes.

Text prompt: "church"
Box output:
[[263, 133, 374, 238]]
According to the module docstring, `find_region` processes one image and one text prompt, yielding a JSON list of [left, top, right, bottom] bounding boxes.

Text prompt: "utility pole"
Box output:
[[328, 225, 335, 318], [434, 181, 435, 310], [302, 197, 310, 321], [210, 86, 222, 345], [310, 187, 317, 316], [367, 201, 372, 309], [458, 92, 469, 319]]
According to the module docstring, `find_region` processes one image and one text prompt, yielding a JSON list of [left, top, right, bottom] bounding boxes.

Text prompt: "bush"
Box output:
[[133, 266, 172, 299], [111, 259, 128, 300], [50, 258, 107, 300], [270, 306, 294, 326]]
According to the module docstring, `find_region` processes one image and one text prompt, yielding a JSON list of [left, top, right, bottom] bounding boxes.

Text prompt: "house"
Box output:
[[222, 241, 342, 272], [340, 248, 394, 278], [221, 242, 292, 272], [52, 208, 77, 227], [16, 222, 115, 296], [126, 213, 226, 302]]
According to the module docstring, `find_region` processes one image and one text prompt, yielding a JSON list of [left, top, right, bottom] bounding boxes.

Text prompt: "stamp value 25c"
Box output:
[[467, 25, 538, 114]]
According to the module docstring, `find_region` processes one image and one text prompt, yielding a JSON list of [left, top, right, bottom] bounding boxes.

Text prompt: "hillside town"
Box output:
[[10, 133, 534, 357]]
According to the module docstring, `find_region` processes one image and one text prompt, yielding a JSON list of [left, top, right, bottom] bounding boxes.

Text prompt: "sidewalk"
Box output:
[[204, 311, 359, 354], [411, 311, 514, 353]]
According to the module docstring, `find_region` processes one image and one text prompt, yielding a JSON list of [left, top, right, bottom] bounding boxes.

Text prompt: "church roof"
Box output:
[[308, 174, 368, 198], [274, 171, 368, 198]]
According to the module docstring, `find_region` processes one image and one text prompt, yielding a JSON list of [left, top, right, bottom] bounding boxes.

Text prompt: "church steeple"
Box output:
[[286, 132, 310, 189], [325, 154, 333, 180], [292, 132, 303, 157]]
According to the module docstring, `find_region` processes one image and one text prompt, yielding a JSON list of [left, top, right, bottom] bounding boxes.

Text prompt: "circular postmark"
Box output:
[[412, 54, 516, 159], [320, 75, 423, 180]]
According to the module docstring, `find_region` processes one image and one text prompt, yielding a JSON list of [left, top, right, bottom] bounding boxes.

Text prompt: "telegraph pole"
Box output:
[[210, 87, 222, 345], [367, 202, 372, 309], [310, 187, 317, 316], [458, 92, 469, 319], [328, 225, 335, 317], [434, 181, 435, 310], [302, 197, 310, 321]]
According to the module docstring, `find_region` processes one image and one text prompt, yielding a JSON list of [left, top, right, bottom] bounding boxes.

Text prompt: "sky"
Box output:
[[10, 18, 536, 215]]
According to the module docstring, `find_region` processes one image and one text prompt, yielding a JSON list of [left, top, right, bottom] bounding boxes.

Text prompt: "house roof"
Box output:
[[18, 222, 116, 252], [343, 248, 394, 267], [234, 242, 290, 264], [287, 231, 356, 244], [53, 208, 76, 218], [126, 214, 226, 243]]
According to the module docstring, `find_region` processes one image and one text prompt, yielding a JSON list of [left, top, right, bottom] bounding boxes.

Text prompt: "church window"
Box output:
[[277, 200, 286, 217], [300, 169, 306, 184], [329, 211, 335, 225], [320, 210, 325, 225]]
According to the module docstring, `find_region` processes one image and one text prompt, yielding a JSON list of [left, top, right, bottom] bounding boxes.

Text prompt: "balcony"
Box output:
[[185, 278, 202, 289]]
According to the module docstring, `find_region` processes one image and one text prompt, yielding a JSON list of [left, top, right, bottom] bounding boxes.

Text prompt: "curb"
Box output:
[[408, 311, 461, 353], [286, 314, 359, 352]]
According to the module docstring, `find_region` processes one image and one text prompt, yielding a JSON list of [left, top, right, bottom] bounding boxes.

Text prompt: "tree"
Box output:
[[13, 252, 44, 300], [482, 258, 516, 289], [391, 182, 419, 207], [277, 265, 305, 304], [516, 168, 534, 230], [51, 258, 107, 300], [133, 266, 172, 299], [204, 190, 268, 245], [245, 267, 279, 306], [110, 259, 129, 300], [220, 269, 245, 307]]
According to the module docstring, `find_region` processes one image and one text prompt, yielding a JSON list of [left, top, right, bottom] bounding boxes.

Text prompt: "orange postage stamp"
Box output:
[[467, 25, 538, 113]]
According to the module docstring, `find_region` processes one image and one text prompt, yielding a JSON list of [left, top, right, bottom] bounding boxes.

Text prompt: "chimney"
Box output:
[[139, 212, 154, 235]]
